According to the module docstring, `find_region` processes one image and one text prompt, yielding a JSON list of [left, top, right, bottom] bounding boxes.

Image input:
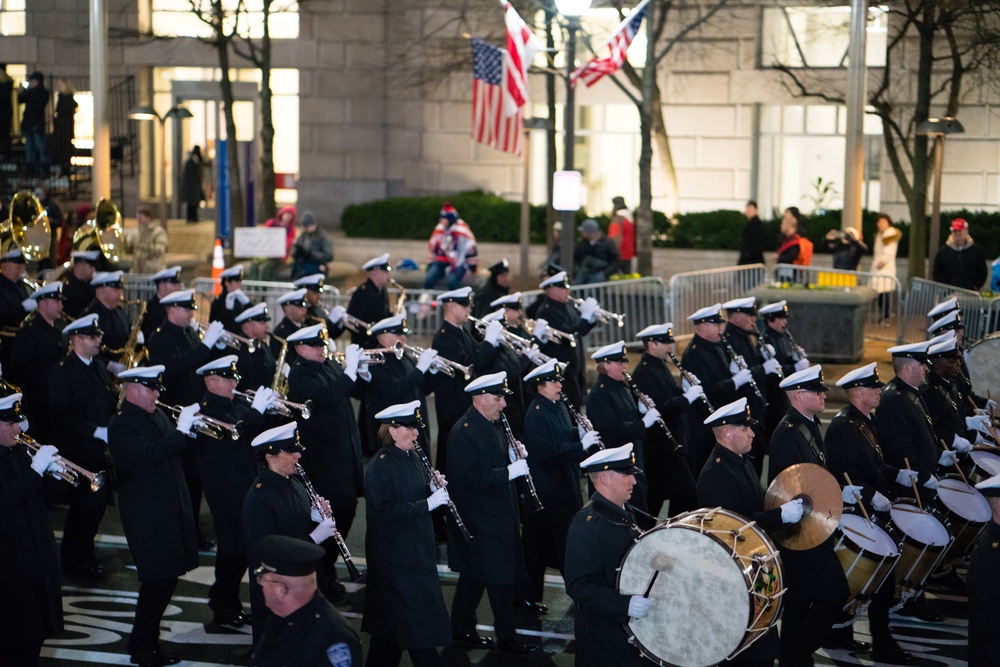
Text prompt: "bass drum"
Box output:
[[834, 510, 899, 616], [617, 508, 783, 667], [890, 500, 953, 597], [966, 333, 1000, 400]]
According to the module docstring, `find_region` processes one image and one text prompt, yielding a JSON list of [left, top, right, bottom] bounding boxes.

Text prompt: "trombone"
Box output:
[[570, 298, 625, 328], [522, 318, 577, 347], [233, 389, 312, 420], [403, 344, 472, 379], [328, 341, 405, 367], [18, 433, 106, 492], [191, 320, 257, 352], [156, 401, 241, 441]]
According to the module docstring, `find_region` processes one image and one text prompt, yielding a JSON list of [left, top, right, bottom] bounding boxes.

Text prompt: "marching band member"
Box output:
[[768, 366, 850, 666], [519, 360, 594, 614], [363, 401, 451, 667], [825, 363, 914, 663], [346, 253, 393, 348], [49, 313, 116, 579], [271, 288, 310, 363], [62, 249, 99, 319], [491, 292, 532, 340], [564, 443, 647, 667], [249, 536, 362, 667], [475, 308, 528, 436], [286, 323, 365, 596], [696, 398, 802, 667], [585, 341, 657, 514], [472, 258, 510, 319], [967, 474, 1000, 667], [446, 372, 536, 655], [0, 392, 66, 667], [927, 306, 995, 416], [531, 271, 598, 408], [234, 303, 278, 393], [10, 281, 67, 443], [0, 249, 32, 369], [84, 270, 129, 371], [923, 333, 980, 454], [242, 422, 338, 641], [141, 266, 183, 340], [759, 300, 811, 377], [632, 323, 701, 516], [293, 273, 347, 340], [109, 365, 201, 667], [210, 264, 250, 332], [195, 355, 278, 628]]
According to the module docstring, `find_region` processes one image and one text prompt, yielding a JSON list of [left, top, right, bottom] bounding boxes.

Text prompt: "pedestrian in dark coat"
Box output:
[[347, 254, 393, 348], [0, 65, 13, 158], [17, 71, 49, 175], [52, 78, 78, 172], [181, 145, 206, 223], [738, 201, 765, 265], [363, 401, 451, 666], [0, 392, 66, 666], [932, 218, 987, 290], [966, 476, 1000, 667], [532, 271, 599, 408], [108, 365, 199, 664]]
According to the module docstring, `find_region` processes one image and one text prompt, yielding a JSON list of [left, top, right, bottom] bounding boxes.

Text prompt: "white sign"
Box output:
[[552, 171, 583, 211], [234, 227, 287, 259]]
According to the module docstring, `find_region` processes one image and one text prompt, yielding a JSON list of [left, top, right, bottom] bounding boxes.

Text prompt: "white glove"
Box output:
[[328, 305, 346, 325], [93, 426, 108, 443], [923, 475, 939, 490], [895, 469, 919, 486], [986, 399, 998, 412], [952, 433, 973, 453], [627, 596, 656, 619], [681, 377, 691, 391], [416, 348, 438, 373], [532, 318, 548, 343], [976, 432, 992, 445], [938, 450, 959, 467], [729, 360, 741, 375], [226, 289, 250, 309], [309, 517, 337, 544], [175, 403, 201, 436], [842, 485, 864, 504], [251, 386, 278, 415], [484, 319, 502, 346], [966, 415, 992, 434], [683, 385, 705, 404], [29, 444, 61, 477], [637, 398, 648, 415], [427, 487, 450, 511], [581, 430, 601, 449], [21, 297, 37, 312], [281, 362, 291, 378], [764, 344, 776, 357], [343, 343, 362, 380], [201, 320, 225, 349], [580, 297, 599, 323], [429, 474, 448, 491], [508, 458, 529, 480], [872, 491, 892, 513], [793, 358, 811, 372], [641, 408, 661, 429], [107, 361, 127, 376], [310, 507, 323, 522], [781, 498, 804, 524], [136, 331, 145, 345], [508, 441, 528, 462], [732, 368, 753, 389], [577, 422, 587, 438], [763, 358, 782, 376]]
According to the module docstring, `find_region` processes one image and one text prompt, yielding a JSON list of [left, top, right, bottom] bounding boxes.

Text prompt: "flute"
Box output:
[[666, 352, 715, 412], [294, 463, 362, 580], [499, 413, 543, 511], [410, 443, 473, 541], [623, 372, 682, 453]]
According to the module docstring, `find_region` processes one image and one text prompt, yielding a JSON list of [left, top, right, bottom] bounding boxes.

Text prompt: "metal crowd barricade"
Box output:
[[668, 264, 767, 339], [770, 264, 903, 343], [122, 273, 157, 323], [900, 278, 987, 343], [984, 297, 1000, 338]]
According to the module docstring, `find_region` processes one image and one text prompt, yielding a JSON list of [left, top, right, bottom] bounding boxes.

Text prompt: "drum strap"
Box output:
[[848, 416, 883, 462], [903, 388, 937, 435], [796, 422, 826, 467], [932, 382, 959, 415]]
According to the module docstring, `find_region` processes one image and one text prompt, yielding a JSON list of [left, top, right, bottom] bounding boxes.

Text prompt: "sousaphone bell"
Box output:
[[3, 190, 52, 262]]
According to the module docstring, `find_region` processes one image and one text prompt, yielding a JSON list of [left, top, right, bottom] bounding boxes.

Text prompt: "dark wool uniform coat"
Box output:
[[63, 273, 95, 320], [826, 405, 898, 507], [681, 333, 745, 472], [0, 273, 30, 369], [141, 293, 167, 341], [250, 592, 362, 667], [586, 374, 648, 511], [209, 290, 248, 333], [146, 320, 215, 406], [474, 338, 528, 436], [108, 401, 198, 581], [345, 278, 390, 348], [967, 520, 1000, 667], [923, 371, 973, 448], [363, 354, 431, 456], [876, 377, 942, 503], [362, 446, 451, 649], [236, 342, 277, 394], [271, 316, 304, 364], [533, 297, 596, 409], [9, 314, 67, 443], [84, 299, 130, 365]]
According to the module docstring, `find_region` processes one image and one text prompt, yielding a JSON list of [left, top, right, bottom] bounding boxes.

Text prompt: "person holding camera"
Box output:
[[824, 226, 867, 270]]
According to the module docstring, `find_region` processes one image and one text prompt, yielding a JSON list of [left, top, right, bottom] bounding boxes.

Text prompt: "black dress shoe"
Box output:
[[197, 534, 216, 550], [513, 599, 548, 615], [151, 649, 180, 666], [129, 655, 162, 667], [496, 638, 538, 655], [872, 644, 915, 664], [63, 562, 106, 579], [822, 635, 871, 652], [925, 569, 965, 592], [893, 598, 945, 623], [452, 632, 494, 648]]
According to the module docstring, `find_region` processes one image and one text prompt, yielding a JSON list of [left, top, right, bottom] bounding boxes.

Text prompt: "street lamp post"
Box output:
[[554, 0, 592, 277], [917, 117, 965, 270], [128, 104, 194, 227]]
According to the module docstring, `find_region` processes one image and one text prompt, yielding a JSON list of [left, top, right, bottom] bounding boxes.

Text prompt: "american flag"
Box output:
[[570, 0, 649, 88], [471, 38, 523, 156], [503, 1, 543, 114]]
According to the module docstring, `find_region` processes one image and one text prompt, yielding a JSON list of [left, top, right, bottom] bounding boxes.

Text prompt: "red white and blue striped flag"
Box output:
[[471, 38, 523, 156], [570, 0, 649, 88], [503, 1, 543, 114]]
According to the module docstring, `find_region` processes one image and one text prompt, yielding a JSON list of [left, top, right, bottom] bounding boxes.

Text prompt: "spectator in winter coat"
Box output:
[[933, 218, 987, 291]]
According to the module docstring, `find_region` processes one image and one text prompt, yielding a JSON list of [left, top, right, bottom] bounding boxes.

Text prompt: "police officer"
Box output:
[[967, 474, 1000, 667], [84, 270, 130, 372], [62, 249, 99, 319], [363, 401, 452, 666], [345, 253, 393, 348], [234, 303, 278, 393], [109, 365, 201, 667], [292, 273, 347, 340], [472, 258, 510, 319], [0, 392, 66, 667], [250, 535, 362, 667], [210, 264, 250, 332], [195, 355, 279, 627], [141, 266, 183, 341], [446, 372, 536, 654], [272, 289, 310, 363], [564, 443, 650, 667], [49, 313, 117, 579]]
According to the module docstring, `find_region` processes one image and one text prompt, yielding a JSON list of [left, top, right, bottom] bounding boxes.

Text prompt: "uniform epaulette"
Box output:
[[255, 482, 263, 488], [463, 422, 469, 427], [534, 405, 540, 410], [378, 453, 385, 459], [785, 422, 794, 428]]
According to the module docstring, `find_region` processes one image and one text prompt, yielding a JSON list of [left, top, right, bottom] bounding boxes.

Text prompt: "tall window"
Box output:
[[0, 0, 26, 35], [151, 0, 299, 39], [761, 5, 888, 68]]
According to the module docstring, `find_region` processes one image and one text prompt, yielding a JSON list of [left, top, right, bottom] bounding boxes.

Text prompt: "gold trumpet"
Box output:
[[329, 342, 405, 367], [233, 389, 312, 420], [18, 433, 106, 492], [191, 321, 257, 352], [156, 401, 241, 441], [522, 318, 577, 347], [570, 298, 625, 328], [403, 344, 472, 379]]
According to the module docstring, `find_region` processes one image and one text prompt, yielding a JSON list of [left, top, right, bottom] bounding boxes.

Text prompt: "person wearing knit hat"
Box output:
[[472, 258, 510, 319], [345, 253, 393, 348], [573, 218, 619, 285], [423, 202, 478, 290], [933, 217, 988, 291], [290, 210, 333, 281], [966, 473, 1000, 666]]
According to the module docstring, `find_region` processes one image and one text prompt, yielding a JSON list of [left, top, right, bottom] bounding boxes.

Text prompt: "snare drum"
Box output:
[[617, 508, 783, 667], [965, 446, 1000, 485], [834, 511, 899, 615], [890, 500, 953, 596], [936, 475, 991, 561]]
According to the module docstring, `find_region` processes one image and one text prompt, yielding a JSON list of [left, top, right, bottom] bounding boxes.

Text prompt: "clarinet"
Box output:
[[785, 329, 808, 363], [294, 463, 362, 580], [560, 392, 604, 450], [666, 352, 715, 412], [411, 444, 474, 541], [499, 413, 544, 511], [719, 333, 768, 406], [622, 372, 683, 452], [751, 325, 784, 380]]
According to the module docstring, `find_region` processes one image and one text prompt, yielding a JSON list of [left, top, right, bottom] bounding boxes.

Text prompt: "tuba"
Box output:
[[4, 190, 52, 262], [72, 197, 124, 265]]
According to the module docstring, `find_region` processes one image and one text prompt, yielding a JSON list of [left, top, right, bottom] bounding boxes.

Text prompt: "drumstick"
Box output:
[[939, 439, 971, 485], [642, 555, 672, 598], [968, 395, 1000, 443], [842, 473, 873, 526], [904, 458, 923, 510]]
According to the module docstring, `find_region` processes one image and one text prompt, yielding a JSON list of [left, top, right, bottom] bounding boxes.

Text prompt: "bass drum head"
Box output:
[[890, 503, 951, 547], [618, 524, 749, 667], [967, 333, 1000, 400], [937, 477, 992, 523], [839, 513, 898, 557]]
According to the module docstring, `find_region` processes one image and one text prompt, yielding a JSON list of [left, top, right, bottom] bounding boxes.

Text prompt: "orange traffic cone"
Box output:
[[211, 239, 225, 295]]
